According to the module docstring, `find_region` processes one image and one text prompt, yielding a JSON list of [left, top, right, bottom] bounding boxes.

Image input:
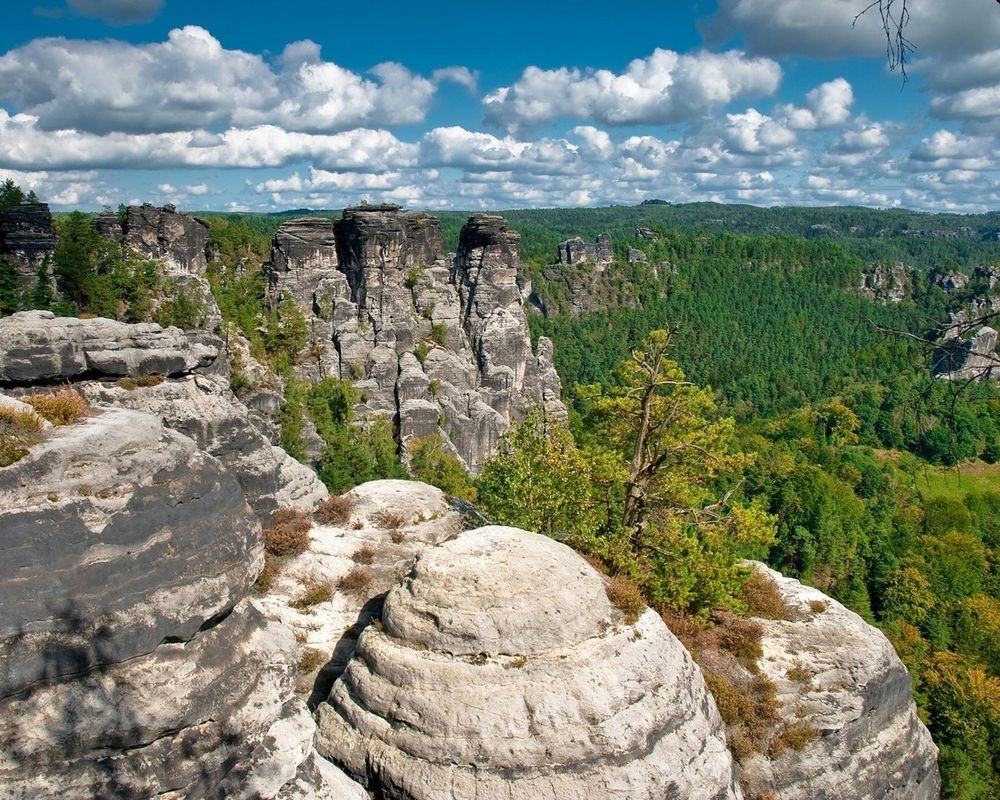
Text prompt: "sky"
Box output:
[[2, 0, 1000, 213]]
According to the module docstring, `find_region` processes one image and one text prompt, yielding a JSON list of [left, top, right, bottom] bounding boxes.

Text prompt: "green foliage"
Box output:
[[407, 434, 476, 501], [0, 178, 25, 210], [0, 260, 19, 315]]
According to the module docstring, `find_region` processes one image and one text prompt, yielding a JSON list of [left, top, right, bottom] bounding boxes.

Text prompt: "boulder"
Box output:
[[0, 311, 219, 383], [315, 525, 742, 800], [737, 563, 940, 800]]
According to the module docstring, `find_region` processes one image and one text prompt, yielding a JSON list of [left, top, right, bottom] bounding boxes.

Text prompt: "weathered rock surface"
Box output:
[[315, 525, 742, 800], [930, 268, 969, 293], [122, 203, 211, 275], [0, 404, 314, 798], [933, 325, 999, 383], [271, 208, 565, 470], [858, 262, 912, 303], [268, 217, 340, 311], [557, 232, 613, 266], [738, 563, 940, 800], [0, 310, 219, 383], [0, 202, 58, 294]]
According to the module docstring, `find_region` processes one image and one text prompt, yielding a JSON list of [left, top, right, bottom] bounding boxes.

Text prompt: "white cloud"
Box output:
[[432, 66, 479, 92], [779, 78, 853, 130], [419, 126, 582, 173], [483, 48, 781, 132], [571, 126, 615, 160], [722, 108, 796, 154], [0, 27, 441, 134]]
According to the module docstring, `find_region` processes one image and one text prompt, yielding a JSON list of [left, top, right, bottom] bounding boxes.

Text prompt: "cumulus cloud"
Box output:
[[432, 66, 479, 92], [778, 78, 853, 130], [722, 109, 796, 154], [0, 27, 441, 134], [483, 48, 781, 132], [419, 126, 582, 173]]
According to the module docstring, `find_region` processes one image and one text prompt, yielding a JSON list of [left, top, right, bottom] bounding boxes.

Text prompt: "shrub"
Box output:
[[390, 529, 405, 544], [315, 494, 355, 526], [351, 544, 376, 565], [254, 553, 278, 593], [430, 322, 448, 347], [0, 406, 44, 467], [809, 599, 829, 614], [605, 575, 646, 624], [372, 510, 406, 529], [338, 567, 373, 596], [740, 570, 796, 620], [786, 663, 812, 684], [264, 508, 312, 557], [715, 613, 765, 662], [769, 723, 820, 756], [24, 389, 87, 425], [290, 579, 333, 609], [297, 647, 326, 673], [407, 434, 476, 501], [118, 377, 138, 391], [403, 266, 423, 290], [137, 373, 165, 387], [414, 341, 430, 364], [704, 671, 780, 760]]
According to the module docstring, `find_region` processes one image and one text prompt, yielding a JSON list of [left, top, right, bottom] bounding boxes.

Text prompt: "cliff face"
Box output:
[[0, 202, 58, 294], [267, 207, 565, 471], [738, 564, 940, 800]]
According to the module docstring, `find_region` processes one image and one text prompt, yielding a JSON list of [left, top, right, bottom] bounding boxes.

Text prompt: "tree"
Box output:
[[408, 434, 477, 501], [0, 179, 25, 211]]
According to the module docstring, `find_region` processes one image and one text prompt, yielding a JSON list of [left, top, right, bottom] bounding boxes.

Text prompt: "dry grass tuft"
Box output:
[[740, 570, 797, 621], [297, 647, 326, 673], [290, 579, 333, 609], [264, 508, 312, 557], [137, 373, 164, 387], [254, 553, 278, 594], [0, 406, 45, 467], [786, 662, 812, 684], [390, 529, 405, 544], [315, 494, 355, 525], [704, 670, 780, 761], [338, 567, 373, 596], [371, 510, 406, 529], [769, 723, 820, 757], [351, 544, 376, 565], [809, 599, 830, 614], [23, 389, 87, 425], [605, 575, 646, 624], [715, 612, 765, 662]]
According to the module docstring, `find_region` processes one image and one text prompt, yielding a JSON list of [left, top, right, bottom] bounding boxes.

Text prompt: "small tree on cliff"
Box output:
[[0, 179, 25, 211]]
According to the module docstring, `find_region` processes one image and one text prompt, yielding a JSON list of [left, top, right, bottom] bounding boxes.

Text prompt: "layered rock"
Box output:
[[0, 310, 326, 517], [738, 564, 940, 800], [0, 202, 58, 294], [271, 208, 564, 471], [0, 405, 305, 798], [858, 262, 911, 303], [315, 525, 742, 800], [933, 326, 999, 382], [557, 232, 613, 266], [0, 310, 220, 383], [122, 203, 211, 275]]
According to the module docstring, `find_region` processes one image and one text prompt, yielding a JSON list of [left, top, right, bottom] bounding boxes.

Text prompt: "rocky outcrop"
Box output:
[[0, 310, 220, 383], [738, 564, 940, 800], [269, 217, 339, 311], [0, 310, 326, 517], [88, 203, 211, 276], [933, 326, 999, 382], [930, 268, 969, 293], [315, 524, 742, 800], [272, 207, 564, 471], [557, 232, 613, 266], [0, 405, 309, 798], [635, 226, 660, 241], [858, 262, 911, 303], [0, 202, 58, 294]]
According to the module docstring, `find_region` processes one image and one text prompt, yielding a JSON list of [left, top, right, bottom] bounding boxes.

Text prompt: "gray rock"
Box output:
[[737, 563, 940, 800], [933, 326, 999, 383], [0, 202, 58, 294], [930, 268, 969, 293], [858, 262, 911, 303], [123, 203, 211, 275], [316, 525, 742, 800], [269, 217, 340, 311], [628, 246, 648, 264], [90, 209, 123, 243], [0, 310, 220, 383], [635, 227, 660, 241], [557, 233, 613, 266]]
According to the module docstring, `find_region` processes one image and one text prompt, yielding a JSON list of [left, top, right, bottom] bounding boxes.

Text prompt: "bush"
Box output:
[[338, 567, 373, 596], [254, 553, 278, 593], [23, 389, 87, 425], [715, 612, 765, 661], [407, 434, 476, 501], [371, 510, 406, 529], [297, 647, 327, 673], [430, 322, 448, 347], [605, 575, 646, 624], [740, 570, 797, 620], [264, 508, 312, 557], [290, 579, 333, 609], [0, 406, 44, 467], [351, 544, 376, 565], [769, 723, 820, 756], [315, 494, 355, 526]]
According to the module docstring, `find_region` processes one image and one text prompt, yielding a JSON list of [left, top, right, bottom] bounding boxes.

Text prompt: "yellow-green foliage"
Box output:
[[0, 406, 44, 467], [605, 575, 646, 624], [290, 579, 333, 609], [23, 389, 87, 425]]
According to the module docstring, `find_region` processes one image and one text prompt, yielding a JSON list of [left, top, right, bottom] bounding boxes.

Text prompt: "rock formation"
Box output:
[[266, 207, 565, 471], [0, 202, 58, 294], [315, 525, 742, 800], [557, 232, 613, 266], [933, 326, 999, 383], [120, 203, 211, 275], [930, 268, 969, 293], [858, 262, 911, 303], [737, 564, 940, 800], [0, 310, 326, 518]]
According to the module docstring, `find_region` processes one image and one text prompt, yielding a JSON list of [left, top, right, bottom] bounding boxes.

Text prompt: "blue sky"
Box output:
[[1, 0, 998, 213]]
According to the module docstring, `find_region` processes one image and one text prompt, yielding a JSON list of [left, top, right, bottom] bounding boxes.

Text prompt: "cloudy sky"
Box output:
[[2, 0, 1000, 213]]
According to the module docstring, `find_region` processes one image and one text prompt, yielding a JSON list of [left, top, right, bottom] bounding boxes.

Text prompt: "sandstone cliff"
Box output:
[[0, 202, 58, 294], [266, 207, 565, 471]]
